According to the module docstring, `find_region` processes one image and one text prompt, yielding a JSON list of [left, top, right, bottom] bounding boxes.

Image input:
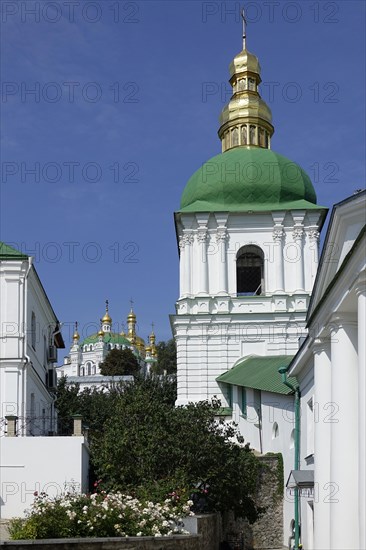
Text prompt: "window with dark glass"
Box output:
[[236, 245, 264, 295]]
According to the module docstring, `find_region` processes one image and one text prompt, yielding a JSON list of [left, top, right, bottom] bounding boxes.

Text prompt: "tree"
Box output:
[[154, 339, 177, 374], [91, 377, 260, 520], [99, 348, 139, 376]]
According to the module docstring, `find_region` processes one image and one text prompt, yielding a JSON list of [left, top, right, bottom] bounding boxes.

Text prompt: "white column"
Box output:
[[355, 283, 366, 550], [197, 230, 208, 294], [182, 233, 193, 297], [216, 229, 228, 294], [292, 227, 304, 292], [330, 315, 359, 550], [313, 338, 331, 550], [179, 237, 186, 298], [272, 228, 284, 292], [306, 229, 320, 291]]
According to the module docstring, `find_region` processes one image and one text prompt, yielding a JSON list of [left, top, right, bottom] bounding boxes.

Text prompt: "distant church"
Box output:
[[57, 302, 158, 387]]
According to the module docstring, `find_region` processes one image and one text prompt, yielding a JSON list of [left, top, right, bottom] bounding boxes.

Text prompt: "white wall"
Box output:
[[0, 436, 89, 519]]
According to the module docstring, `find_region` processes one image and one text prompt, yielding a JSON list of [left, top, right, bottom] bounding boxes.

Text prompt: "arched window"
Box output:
[[89, 345, 93, 351], [80, 367, 85, 376], [86, 362, 92, 375], [108, 343, 112, 350], [272, 422, 279, 439], [236, 245, 264, 295], [92, 365, 96, 375]]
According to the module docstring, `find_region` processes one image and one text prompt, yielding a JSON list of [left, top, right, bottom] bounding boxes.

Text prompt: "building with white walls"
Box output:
[[0, 242, 89, 519], [0, 242, 64, 437], [171, 34, 327, 545], [286, 190, 366, 550]]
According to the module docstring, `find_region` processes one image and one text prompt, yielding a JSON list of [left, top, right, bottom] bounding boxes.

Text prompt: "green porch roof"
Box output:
[[0, 242, 28, 260], [216, 355, 298, 395]]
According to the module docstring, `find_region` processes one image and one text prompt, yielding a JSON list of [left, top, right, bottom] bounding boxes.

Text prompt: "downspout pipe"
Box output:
[[279, 366, 300, 550]]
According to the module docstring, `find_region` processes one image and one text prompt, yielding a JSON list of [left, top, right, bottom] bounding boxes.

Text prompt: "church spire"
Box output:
[[218, 11, 274, 152]]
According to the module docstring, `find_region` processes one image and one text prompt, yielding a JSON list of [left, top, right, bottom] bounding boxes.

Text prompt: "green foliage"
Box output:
[[99, 348, 140, 376], [56, 376, 120, 436], [91, 378, 260, 520], [55, 376, 260, 521], [153, 339, 177, 374]]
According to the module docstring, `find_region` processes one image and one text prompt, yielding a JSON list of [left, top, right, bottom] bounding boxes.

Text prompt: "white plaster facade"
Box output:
[[0, 436, 89, 519], [172, 209, 323, 407], [0, 251, 64, 436], [172, 206, 325, 547], [0, 244, 89, 519], [287, 190, 366, 550]]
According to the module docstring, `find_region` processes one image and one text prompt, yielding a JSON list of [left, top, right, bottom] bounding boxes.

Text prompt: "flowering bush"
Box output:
[[9, 491, 194, 540]]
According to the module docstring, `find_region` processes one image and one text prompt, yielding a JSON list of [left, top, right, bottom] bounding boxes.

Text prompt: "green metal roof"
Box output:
[[179, 147, 326, 213], [216, 355, 298, 395], [81, 332, 132, 347], [0, 242, 28, 260]]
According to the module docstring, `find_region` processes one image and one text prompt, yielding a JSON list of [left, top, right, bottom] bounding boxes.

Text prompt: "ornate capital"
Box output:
[[292, 226, 304, 241], [273, 227, 284, 242], [307, 229, 320, 242], [180, 233, 193, 249], [197, 230, 208, 243], [216, 229, 228, 243]]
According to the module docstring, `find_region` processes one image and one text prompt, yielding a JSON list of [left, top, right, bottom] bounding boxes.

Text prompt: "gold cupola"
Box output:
[[73, 321, 80, 342], [101, 300, 112, 332], [218, 12, 274, 152], [127, 302, 137, 344]]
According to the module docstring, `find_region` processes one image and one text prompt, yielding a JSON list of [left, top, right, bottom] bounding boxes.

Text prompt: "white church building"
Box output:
[[171, 30, 364, 549], [56, 303, 158, 388]]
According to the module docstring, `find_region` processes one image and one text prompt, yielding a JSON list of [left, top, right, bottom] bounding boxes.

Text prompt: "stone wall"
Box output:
[[223, 454, 284, 550]]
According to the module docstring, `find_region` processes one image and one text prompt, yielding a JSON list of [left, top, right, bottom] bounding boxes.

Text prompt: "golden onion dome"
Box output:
[[127, 309, 136, 321], [73, 322, 80, 341], [98, 328, 104, 337], [101, 300, 112, 324], [102, 312, 112, 324], [229, 49, 261, 80]]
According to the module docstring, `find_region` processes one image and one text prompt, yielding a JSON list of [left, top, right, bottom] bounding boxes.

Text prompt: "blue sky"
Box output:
[[1, 0, 365, 357]]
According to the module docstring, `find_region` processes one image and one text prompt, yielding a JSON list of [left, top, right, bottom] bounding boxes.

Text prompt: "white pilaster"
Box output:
[[292, 227, 304, 292], [179, 237, 186, 298], [355, 280, 366, 550], [330, 315, 359, 550], [216, 229, 228, 294], [197, 230, 208, 294], [306, 228, 320, 291], [272, 227, 285, 292], [313, 338, 331, 550], [182, 232, 193, 297]]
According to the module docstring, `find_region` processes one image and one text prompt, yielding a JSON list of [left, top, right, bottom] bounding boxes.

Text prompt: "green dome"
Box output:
[[180, 147, 321, 213], [81, 333, 131, 347]]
